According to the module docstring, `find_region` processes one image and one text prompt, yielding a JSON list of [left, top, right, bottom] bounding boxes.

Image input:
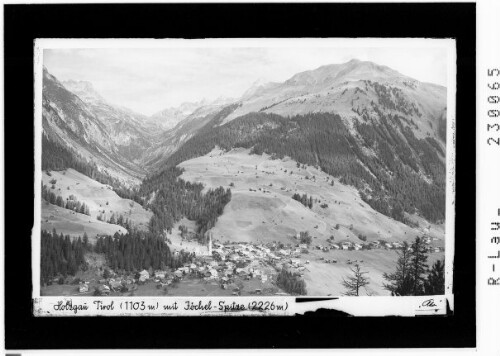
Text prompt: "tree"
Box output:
[[103, 268, 111, 279], [299, 231, 312, 245], [276, 269, 306, 295], [40, 229, 87, 284], [83, 232, 89, 249], [409, 236, 429, 295], [341, 264, 370, 296], [392, 202, 405, 222], [424, 259, 445, 295], [383, 241, 413, 296], [55, 195, 64, 207]]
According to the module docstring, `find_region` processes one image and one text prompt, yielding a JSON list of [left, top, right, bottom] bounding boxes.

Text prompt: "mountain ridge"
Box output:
[[42, 68, 148, 186], [42, 59, 447, 226]]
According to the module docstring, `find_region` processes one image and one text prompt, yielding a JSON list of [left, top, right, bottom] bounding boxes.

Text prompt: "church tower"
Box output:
[[208, 231, 213, 256]]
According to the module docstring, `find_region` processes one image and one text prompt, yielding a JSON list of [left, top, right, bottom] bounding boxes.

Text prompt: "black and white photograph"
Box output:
[[32, 38, 456, 315]]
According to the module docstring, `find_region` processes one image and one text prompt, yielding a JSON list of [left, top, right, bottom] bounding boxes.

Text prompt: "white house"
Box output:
[[79, 283, 89, 293], [139, 270, 150, 282], [155, 271, 166, 279], [290, 259, 301, 267]]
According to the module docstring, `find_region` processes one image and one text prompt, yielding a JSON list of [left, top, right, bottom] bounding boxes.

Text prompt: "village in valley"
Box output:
[[46, 226, 444, 298]]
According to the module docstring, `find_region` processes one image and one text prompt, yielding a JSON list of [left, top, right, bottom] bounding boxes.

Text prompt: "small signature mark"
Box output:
[[421, 299, 437, 308]]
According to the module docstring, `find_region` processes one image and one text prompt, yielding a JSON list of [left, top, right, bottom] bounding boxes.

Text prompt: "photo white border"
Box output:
[[32, 37, 456, 316]]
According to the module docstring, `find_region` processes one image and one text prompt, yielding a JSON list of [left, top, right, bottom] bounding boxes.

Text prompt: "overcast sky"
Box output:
[[44, 44, 449, 116]]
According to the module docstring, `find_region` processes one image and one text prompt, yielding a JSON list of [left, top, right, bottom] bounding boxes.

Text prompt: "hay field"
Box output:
[[41, 169, 153, 238]]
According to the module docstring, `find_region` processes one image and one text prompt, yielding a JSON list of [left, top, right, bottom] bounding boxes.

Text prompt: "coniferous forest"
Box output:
[[94, 231, 194, 272], [41, 228, 193, 284], [139, 166, 232, 239], [276, 269, 307, 295], [40, 229, 87, 285]]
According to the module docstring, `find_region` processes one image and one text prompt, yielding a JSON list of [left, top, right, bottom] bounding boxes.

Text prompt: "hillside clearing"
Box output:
[[42, 168, 152, 231], [41, 203, 127, 241], [179, 147, 444, 245]]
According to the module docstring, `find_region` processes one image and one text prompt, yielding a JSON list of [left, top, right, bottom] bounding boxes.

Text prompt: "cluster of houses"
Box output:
[[81, 242, 285, 295], [167, 241, 318, 287], [75, 269, 153, 295], [314, 237, 443, 252], [79, 273, 142, 295], [157, 244, 277, 288]]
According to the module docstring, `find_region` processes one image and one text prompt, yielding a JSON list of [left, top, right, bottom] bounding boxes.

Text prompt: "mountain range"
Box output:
[[41, 59, 447, 226]]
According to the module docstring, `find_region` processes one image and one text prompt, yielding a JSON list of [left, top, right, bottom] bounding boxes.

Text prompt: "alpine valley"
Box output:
[[40, 59, 448, 297]]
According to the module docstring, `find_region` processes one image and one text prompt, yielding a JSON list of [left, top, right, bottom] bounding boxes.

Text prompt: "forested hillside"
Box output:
[[40, 228, 193, 284], [139, 167, 232, 239], [42, 134, 139, 198], [94, 232, 194, 272], [159, 110, 445, 224]]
